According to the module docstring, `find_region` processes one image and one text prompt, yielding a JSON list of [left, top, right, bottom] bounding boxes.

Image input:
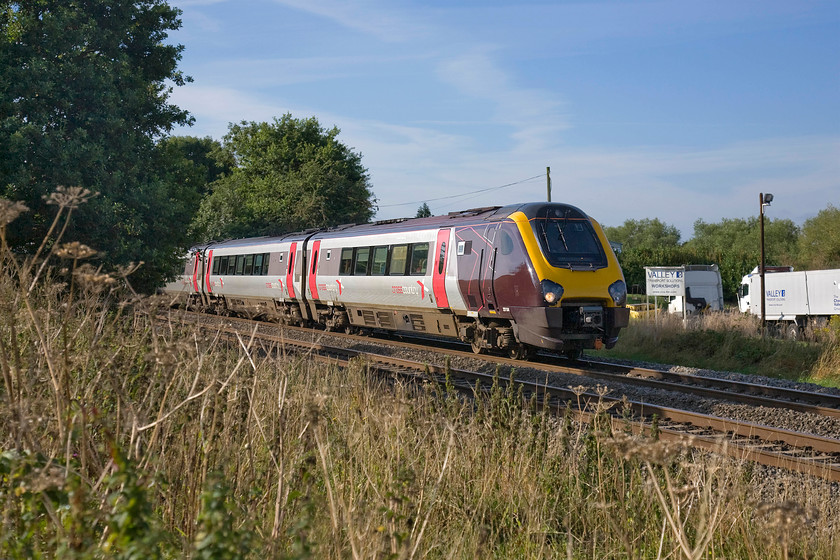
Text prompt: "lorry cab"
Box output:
[[666, 264, 724, 315], [737, 266, 795, 315], [737, 279, 750, 314]]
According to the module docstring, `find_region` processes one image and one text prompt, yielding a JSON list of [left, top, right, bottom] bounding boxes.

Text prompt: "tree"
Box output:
[[604, 218, 681, 251], [798, 204, 840, 270], [415, 202, 432, 218], [191, 115, 376, 241], [157, 136, 232, 201], [1, 0, 194, 292], [684, 217, 799, 299]]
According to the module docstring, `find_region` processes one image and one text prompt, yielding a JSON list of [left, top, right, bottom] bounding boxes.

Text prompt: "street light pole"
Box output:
[[759, 192, 773, 337]]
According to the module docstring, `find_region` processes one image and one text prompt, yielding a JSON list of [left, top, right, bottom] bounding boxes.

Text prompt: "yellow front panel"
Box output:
[[508, 211, 624, 307]]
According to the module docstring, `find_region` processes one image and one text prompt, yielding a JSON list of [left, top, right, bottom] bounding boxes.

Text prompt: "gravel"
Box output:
[[216, 319, 840, 441]]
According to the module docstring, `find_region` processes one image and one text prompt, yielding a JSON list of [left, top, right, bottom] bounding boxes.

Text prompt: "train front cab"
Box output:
[[499, 203, 629, 358]]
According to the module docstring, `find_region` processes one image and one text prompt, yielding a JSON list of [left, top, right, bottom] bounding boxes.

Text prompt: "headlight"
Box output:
[[608, 280, 627, 307], [540, 279, 564, 305]]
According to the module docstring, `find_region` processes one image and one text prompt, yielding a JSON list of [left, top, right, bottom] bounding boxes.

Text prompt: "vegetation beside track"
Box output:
[[596, 310, 840, 388], [1, 231, 838, 558]]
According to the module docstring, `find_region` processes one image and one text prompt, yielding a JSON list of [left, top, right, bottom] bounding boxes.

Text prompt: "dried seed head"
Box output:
[[756, 500, 817, 533], [73, 264, 116, 288], [114, 261, 144, 278], [570, 385, 588, 397], [55, 241, 98, 260], [604, 431, 687, 464], [27, 466, 66, 493], [0, 198, 29, 226], [44, 186, 96, 209]]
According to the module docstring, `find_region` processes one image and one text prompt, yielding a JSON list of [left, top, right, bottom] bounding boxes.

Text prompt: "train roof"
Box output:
[[194, 202, 592, 249]]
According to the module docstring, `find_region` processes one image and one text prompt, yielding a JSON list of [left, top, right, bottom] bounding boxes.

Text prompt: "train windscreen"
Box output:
[[532, 207, 607, 270]]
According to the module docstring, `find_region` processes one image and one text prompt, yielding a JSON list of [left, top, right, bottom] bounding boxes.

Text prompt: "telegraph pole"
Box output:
[[759, 192, 773, 337], [546, 166, 551, 202]]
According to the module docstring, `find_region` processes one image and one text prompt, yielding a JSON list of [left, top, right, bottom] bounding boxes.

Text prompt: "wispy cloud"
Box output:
[[270, 0, 433, 42], [436, 49, 570, 152]]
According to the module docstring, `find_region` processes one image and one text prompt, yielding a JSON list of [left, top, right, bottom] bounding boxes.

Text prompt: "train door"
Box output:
[[286, 242, 297, 298], [432, 229, 450, 308], [204, 249, 214, 294], [190, 250, 201, 293], [482, 224, 500, 313], [308, 240, 321, 300]]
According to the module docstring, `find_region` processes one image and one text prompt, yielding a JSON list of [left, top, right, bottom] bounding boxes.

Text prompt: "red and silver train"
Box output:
[[163, 202, 630, 359]]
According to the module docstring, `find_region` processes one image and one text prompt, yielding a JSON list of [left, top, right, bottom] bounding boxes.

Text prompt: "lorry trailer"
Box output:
[[738, 267, 840, 337]]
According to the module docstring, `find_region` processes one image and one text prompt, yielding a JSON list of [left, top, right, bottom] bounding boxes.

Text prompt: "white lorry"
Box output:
[[738, 267, 840, 337], [666, 264, 724, 315]]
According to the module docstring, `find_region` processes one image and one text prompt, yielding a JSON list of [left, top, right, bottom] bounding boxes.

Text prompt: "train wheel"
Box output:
[[471, 338, 484, 354], [508, 344, 532, 360], [563, 346, 582, 361]]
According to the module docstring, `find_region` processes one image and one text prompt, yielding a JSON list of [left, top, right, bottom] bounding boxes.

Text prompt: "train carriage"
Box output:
[[164, 202, 630, 359]]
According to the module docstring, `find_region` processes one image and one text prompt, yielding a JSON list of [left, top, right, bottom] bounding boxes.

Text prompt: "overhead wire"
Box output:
[[376, 173, 546, 209]]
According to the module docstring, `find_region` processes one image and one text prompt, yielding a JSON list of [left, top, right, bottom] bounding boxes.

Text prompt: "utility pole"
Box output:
[[759, 192, 774, 337], [546, 166, 551, 202]]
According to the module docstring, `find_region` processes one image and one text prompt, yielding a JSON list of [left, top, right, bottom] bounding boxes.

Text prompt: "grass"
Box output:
[[2, 191, 839, 558], [599, 310, 840, 388]]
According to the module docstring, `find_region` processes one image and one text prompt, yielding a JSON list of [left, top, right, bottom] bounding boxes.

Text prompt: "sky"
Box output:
[[168, 0, 840, 240]]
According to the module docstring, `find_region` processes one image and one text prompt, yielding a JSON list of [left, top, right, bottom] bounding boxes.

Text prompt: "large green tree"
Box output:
[[604, 219, 682, 294], [604, 218, 681, 251], [191, 115, 377, 241], [798, 204, 840, 270], [1, 0, 194, 292], [684, 217, 799, 297], [157, 136, 231, 203]]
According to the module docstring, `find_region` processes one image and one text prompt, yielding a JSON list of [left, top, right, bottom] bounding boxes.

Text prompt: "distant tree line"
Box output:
[[604, 206, 840, 300]]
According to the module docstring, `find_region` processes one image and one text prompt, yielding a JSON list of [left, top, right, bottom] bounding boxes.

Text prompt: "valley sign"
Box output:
[[645, 266, 686, 297]]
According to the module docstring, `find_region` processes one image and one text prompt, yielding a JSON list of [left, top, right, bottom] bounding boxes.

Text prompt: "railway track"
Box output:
[[158, 310, 840, 482]]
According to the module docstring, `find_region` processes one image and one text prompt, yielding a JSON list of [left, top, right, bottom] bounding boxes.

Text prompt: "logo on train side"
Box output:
[[391, 281, 426, 299]]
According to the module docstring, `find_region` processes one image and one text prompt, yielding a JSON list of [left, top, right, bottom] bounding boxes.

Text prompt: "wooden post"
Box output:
[[546, 166, 551, 202]]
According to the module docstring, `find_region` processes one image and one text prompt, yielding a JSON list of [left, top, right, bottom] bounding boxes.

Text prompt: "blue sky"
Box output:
[[169, 0, 839, 240]]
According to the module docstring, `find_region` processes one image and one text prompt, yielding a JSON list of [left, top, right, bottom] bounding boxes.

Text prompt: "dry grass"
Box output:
[[2, 191, 839, 558], [606, 310, 840, 386]]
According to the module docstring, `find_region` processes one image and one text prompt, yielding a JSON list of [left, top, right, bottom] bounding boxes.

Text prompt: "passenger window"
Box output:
[[409, 243, 429, 275], [354, 247, 371, 275], [340, 248, 354, 275], [234, 255, 244, 275], [243, 254, 254, 275], [389, 245, 408, 275], [263, 253, 270, 275], [253, 253, 264, 275], [371, 246, 388, 276], [226, 256, 236, 275], [212, 256, 220, 275]]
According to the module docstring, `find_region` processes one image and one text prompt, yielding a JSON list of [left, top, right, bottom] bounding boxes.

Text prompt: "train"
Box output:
[[162, 202, 630, 359]]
